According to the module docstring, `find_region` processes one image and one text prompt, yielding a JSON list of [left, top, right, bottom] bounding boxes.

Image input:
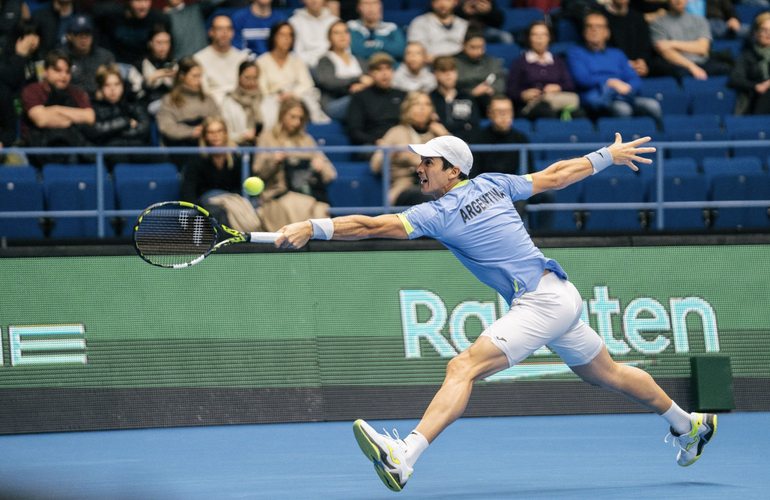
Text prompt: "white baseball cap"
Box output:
[[408, 136, 474, 175]]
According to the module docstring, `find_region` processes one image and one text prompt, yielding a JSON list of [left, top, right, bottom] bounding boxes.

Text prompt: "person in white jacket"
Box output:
[[288, 0, 340, 68], [193, 15, 249, 106]]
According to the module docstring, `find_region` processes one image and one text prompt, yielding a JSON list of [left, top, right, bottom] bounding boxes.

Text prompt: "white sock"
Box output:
[[662, 401, 694, 434], [403, 430, 429, 467]]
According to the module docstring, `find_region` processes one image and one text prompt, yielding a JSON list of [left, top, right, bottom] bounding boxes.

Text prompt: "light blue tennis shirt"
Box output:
[[398, 173, 567, 305]]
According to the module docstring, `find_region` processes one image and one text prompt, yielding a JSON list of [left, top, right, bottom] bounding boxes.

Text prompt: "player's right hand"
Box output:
[[275, 221, 313, 249]]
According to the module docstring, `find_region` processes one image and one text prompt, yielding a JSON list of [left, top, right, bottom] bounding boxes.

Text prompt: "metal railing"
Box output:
[[0, 139, 769, 237]]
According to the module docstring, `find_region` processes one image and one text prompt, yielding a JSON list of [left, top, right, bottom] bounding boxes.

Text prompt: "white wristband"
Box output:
[[585, 147, 613, 174], [309, 218, 334, 240]]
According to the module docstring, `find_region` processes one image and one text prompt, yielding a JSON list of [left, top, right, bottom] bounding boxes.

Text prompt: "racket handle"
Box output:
[[248, 232, 281, 243]]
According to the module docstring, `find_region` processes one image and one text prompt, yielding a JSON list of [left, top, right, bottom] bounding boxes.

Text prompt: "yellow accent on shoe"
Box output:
[[387, 443, 401, 465]]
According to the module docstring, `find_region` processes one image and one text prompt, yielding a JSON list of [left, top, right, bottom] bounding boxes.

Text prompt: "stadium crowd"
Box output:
[[1, 0, 769, 236]]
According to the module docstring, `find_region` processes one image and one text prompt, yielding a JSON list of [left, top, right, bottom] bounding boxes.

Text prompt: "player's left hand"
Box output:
[[607, 133, 656, 171], [275, 221, 313, 249]]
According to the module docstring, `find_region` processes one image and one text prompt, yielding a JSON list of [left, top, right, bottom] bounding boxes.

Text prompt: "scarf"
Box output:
[[227, 87, 263, 128], [755, 44, 770, 81]]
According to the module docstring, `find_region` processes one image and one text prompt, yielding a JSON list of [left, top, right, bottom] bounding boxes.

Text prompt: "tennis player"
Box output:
[[274, 134, 717, 492]]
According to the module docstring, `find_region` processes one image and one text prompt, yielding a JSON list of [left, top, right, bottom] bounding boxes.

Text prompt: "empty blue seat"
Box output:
[[501, 8, 545, 35], [596, 116, 658, 142], [729, 129, 770, 159], [382, 9, 421, 28], [548, 181, 584, 231], [556, 17, 581, 43], [702, 156, 764, 179], [549, 41, 576, 57], [666, 129, 729, 165], [316, 134, 352, 162], [724, 115, 770, 137], [656, 174, 710, 230], [486, 42, 521, 70], [327, 175, 383, 208], [0, 166, 45, 239], [534, 117, 594, 135], [532, 130, 603, 161], [511, 119, 533, 137], [639, 77, 687, 115], [681, 75, 730, 95], [42, 164, 115, 238], [661, 157, 700, 177], [690, 88, 736, 116], [306, 120, 345, 138], [661, 114, 722, 133], [711, 39, 744, 60], [332, 161, 371, 178], [711, 173, 770, 229], [582, 175, 646, 230], [113, 163, 181, 236]]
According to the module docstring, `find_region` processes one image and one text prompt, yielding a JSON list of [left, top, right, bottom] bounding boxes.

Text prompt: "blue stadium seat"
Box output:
[[735, 5, 763, 26], [596, 116, 658, 142], [690, 88, 736, 116], [724, 115, 770, 137], [657, 174, 710, 230], [306, 120, 345, 138], [711, 39, 744, 60], [681, 75, 730, 95], [533, 117, 595, 135], [639, 77, 688, 115], [383, 9, 422, 28], [665, 129, 729, 166], [332, 161, 371, 178], [486, 43, 521, 70], [711, 172, 770, 229], [327, 175, 383, 207], [315, 134, 352, 163], [549, 41, 576, 57], [556, 17, 581, 43], [661, 157, 700, 177], [531, 130, 603, 161], [581, 175, 646, 231], [729, 130, 770, 160], [42, 164, 115, 238], [702, 155, 764, 179], [501, 8, 545, 36], [548, 181, 584, 231], [0, 167, 45, 239], [113, 163, 181, 236], [511, 119, 533, 137], [661, 114, 722, 133]]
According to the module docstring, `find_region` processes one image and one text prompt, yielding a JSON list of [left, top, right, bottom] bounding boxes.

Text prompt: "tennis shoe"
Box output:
[[353, 419, 413, 492], [666, 412, 717, 466]]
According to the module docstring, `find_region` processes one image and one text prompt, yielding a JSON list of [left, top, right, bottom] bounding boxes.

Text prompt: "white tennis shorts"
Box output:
[[480, 272, 604, 367]]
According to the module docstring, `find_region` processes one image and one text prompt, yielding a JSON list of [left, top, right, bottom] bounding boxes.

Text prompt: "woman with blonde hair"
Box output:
[[371, 91, 450, 206], [252, 97, 337, 231]]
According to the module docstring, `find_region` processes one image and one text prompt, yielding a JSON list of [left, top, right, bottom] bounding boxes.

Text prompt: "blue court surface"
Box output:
[[1, 412, 767, 500]]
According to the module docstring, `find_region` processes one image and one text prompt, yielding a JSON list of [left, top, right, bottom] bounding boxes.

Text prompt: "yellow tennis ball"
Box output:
[[243, 176, 264, 196]]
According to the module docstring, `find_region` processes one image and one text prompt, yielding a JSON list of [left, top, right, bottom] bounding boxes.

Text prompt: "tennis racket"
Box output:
[[133, 201, 280, 268]]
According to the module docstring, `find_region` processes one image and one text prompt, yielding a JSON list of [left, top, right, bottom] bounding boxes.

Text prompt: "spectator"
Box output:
[[231, 0, 287, 57], [568, 11, 662, 122], [392, 41, 437, 93], [472, 93, 552, 228], [687, 0, 750, 40], [649, 0, 732, 80], [252, 97, 337, 231], [32, 0, 77, 55], [407, 0, 469, 63], [288, 0, 339, 68], [139, 23, 177, 115], [604, 0, 658, 78], [506, 21, 582, 120], [0, 19, 39, 150], [63, 14, 115, 98], [21, 50, 94, 165], [256, 21, 329, 130], [315, 20, 372, 122], [0, 0, 29, 52], [221, 60, 263, 145], [429, 55, 481, 143], [347, 0, 406, 62], [156, 57, 220, 149], [728, 12, 770, 115], [345, 51, 406, 146], [193, 15, 248, 106], [454, 0, 513, 44], [180, 117, 255, 230], [93, 0, 170, 65], [370, 91, 450, 206], [165, 0, 221, 59], [454, 27, 506, 115], [84, 63, 152, 168]]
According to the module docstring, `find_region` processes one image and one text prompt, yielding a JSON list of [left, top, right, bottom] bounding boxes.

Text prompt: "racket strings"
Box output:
[[135, 208, 217, 266]]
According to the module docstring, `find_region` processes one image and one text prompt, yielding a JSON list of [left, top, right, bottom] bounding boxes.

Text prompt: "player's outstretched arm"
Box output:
[[530, 133, 655, 195], [275, 214, 408, 249]]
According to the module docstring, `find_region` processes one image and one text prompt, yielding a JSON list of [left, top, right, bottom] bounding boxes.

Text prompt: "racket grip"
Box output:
[[248, 232, 281, 243]]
